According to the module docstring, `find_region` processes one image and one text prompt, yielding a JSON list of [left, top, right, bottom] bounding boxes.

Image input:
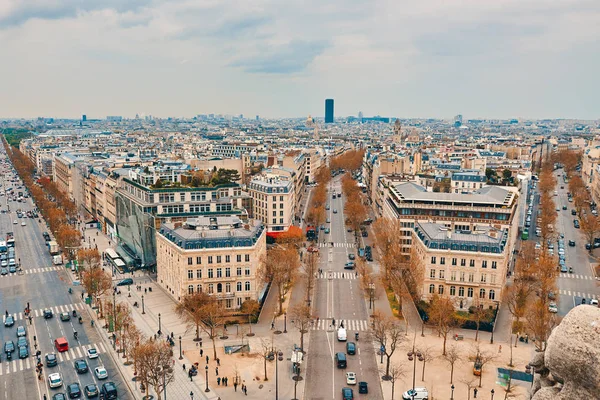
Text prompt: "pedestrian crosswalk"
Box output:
[[558, 289, 598, 299], [318, 272, 357, 280], [2, 302, 85, 323], [0, 266, 60, 278], [311, 319, 370, 332], [558, 273, 595, 280], [0, 343, 107, 376], [317, 242, 356, 248]]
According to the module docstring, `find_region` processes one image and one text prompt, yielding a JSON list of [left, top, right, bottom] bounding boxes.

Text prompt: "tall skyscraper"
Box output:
[[82, 114, 87, 122], [325, 99, 334, 123]]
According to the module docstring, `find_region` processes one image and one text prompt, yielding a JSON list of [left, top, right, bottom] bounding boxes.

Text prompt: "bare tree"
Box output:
[[417, 345, 435, 381], [428, 294, 457, 355], [471, 295, 488, 342], [258, 338, 272, 381], [302, 250, 319, 304], [460, 377, 479, 400], [443, 344, 461, 384], [371, 312, 404, 379], [469, 344, 498, 387], [387, 361, 406, 400], [289, 303, 312, 351], [580, 212, 600, 251], [258, 245, 301, 314], [241, 299, 260, 335], [136, 340, 175, 400], [174, 292, 213, 341]]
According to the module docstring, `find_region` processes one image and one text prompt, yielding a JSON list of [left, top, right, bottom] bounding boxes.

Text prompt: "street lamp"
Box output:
[[275, 350, 284, 400], [141, 295, 145, 314], [407, 334, 423, 393], [451, 384, 455, 400], [284, 313, 287, 333], [204, 365, 210, 392], [158, 313, 162, 334], [179, 336, 183, 360], [491, 389, 495, 400]]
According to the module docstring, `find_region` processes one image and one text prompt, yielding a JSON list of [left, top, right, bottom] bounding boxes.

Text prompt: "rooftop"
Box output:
[[414, 222, 508, 254], [391, 182, 515, 206]]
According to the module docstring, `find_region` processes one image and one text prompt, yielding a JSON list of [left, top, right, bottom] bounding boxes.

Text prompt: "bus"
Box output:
[[521, 229, 529, 240]]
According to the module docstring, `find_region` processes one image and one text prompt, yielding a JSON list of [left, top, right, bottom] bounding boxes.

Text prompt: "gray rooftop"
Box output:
[[414, 222, 507, 254], [392, 182, 514, 206]]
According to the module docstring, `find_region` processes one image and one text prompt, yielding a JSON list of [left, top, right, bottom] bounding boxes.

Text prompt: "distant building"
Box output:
[[107, 116, 123, 122], [325, 99, 334, 123], [82, 115, 87, 122]]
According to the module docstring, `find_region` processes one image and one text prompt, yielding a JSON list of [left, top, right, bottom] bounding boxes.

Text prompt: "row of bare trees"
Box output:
[[2, 138, 81, 262], [341, 172, 368, 237]]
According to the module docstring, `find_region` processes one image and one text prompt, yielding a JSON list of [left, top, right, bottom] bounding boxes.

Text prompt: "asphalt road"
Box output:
[[304, 177, 383, 400], [0, 152, 129, 400]]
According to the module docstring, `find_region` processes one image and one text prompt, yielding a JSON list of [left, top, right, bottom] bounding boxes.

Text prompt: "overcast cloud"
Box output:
[[0, 0, 598, 119]]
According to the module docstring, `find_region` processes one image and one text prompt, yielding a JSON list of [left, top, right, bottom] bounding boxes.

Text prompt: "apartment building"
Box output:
[[450, 172, 487, 193], [156, 217, 266, 308], [380, 182, 519, 264], [413, 221, 509, 309], [248, 172, 295, 236]]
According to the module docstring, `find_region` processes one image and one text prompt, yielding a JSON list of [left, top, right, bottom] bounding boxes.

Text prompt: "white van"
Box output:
[[337, 327, 347, 341], [402, 387, 429, 400]]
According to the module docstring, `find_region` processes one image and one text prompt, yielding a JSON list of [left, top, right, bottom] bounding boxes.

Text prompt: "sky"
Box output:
[[0, 0, 599, 120]]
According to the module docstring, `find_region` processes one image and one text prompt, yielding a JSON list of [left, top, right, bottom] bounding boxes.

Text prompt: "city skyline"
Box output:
[[0, 0, 599, 120]]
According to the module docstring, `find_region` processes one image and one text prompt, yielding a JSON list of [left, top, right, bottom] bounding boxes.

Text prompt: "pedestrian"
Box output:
[[217, 357, 220, 366], [206, 355, 209, 364], [244, 386, 248, 395], [499, 345, 502, 353], [234, 382, 238, 392], [145, 288, 147, 294], [216, 367, 219, 376], [217, 377, 221, 386], [271, 321, 274, 330], [183, 364, 186, 371], [5, 310, 7, 317], [474, 388, 478, 398], [332, 318, 336, 326], [81, 292, 84, 299], [200, 349, 203, 357]]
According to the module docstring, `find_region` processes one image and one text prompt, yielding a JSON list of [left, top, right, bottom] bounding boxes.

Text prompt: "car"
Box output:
[[74, 359, 89, 374], [572, 209, 577, 215], [60, 312, 71, 321], [562, 205, 567, 210], [347, 227, 352, 232], [534, 242, 541, 250], [0, 267, 7, 275], [569, 240, 576, 247], [326, 218, 330, 223], [560, 265, 568, 273], [84, 384, 99, 398], [402, 387, 429, 400], [18, 345, 28, 359], [358, 382, 368, 394], [8, 265, 16, 273], [344, 262, 355, 269], [44, 309, 54, 319], [116, 278, 133, 286], [12, 220, 17, 224], [94, 367, 108, 380], [52, 393, 67, 400], [67, 382, 81, 399], [87, 348, 98, 359], [348, 253, 355, 260], [346, 372, 357, 385], [4, 315, 14, 327], [46, 353, 58, 367], [346, 342, 356, 355], [590, 299, 599, 306], [17, 337, 28, 348], [581, 298, 586, 304], [569, 267, 573, 273], [325, 205, 330, 210], [4, 340, 15, 353], [333, 209, 338, 214], [548, 292, 556, 300], [555, 207, 560, 212], [48, 373, 63, 388], [361, 230, 368, 237], [100, 382, 118, 399], [16, 325, 26, 337], [548, 303, 558, 313], [586, 243, 592, 250], [342, 387, 354, 400], [324, 228, 330, 234], [21, 221, 26, 226], [1, 260, 7, 267]]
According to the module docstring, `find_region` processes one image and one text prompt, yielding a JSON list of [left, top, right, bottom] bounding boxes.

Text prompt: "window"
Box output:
[[187, 270, 193, 280], [491, 261, 497, 269], [196, 269, 202, 279], [237, 267, 242, 276], [460, 259, 466, 266], [208, 256, 213, 264], [245, 254, 250, 262], [452, 258, 457, 266], [429, 284, 435, 294], [440, 257, 445, 265], [245, 281, 251, 291], [450, 286, 456, 296], [196, 257, 202, 264], [225, 255, 230, 263], [430, 269, 436, 279], [237, 282, 242, 291], [469, 259, 475, 267], [217, 256, 222, 263], [439, 270, 445, 279], [188, 285, 194, 294], [460, 272, 465, 282], [468, 273, 474, 283], [226, 299, 233, 309], [225, 268, 231, 277], [273, 218, 276, 224], [197, 284, 202, 293], [280, 196, 284, 202], [208, 284, 214, 294], [216, 268, 222, 278], [431, 257, 436, 264], [273, 211, 277, 217], [438, 285, 444, 294], [237, 255, 242, 263], [280, 211, 284, 216], [458, 287, 465, 297], [188, 257, 193, 265], [217, 283, 223, 293], [280, 218, 284, 223], [479, 288, 486, 298], [208, 269, 213, 278], [482, 260, 487, 268], [480, 273, 487, 283], [489, 290, 496, 300], [490, 274, 496, 284], [450, 271, 456, 281], [245, 267, 251, 276], [467, 287, 473, 298], [226, 283, 231, 293]]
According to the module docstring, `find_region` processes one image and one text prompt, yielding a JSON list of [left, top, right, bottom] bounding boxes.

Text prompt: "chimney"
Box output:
[[446, 229, 452, 239]]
